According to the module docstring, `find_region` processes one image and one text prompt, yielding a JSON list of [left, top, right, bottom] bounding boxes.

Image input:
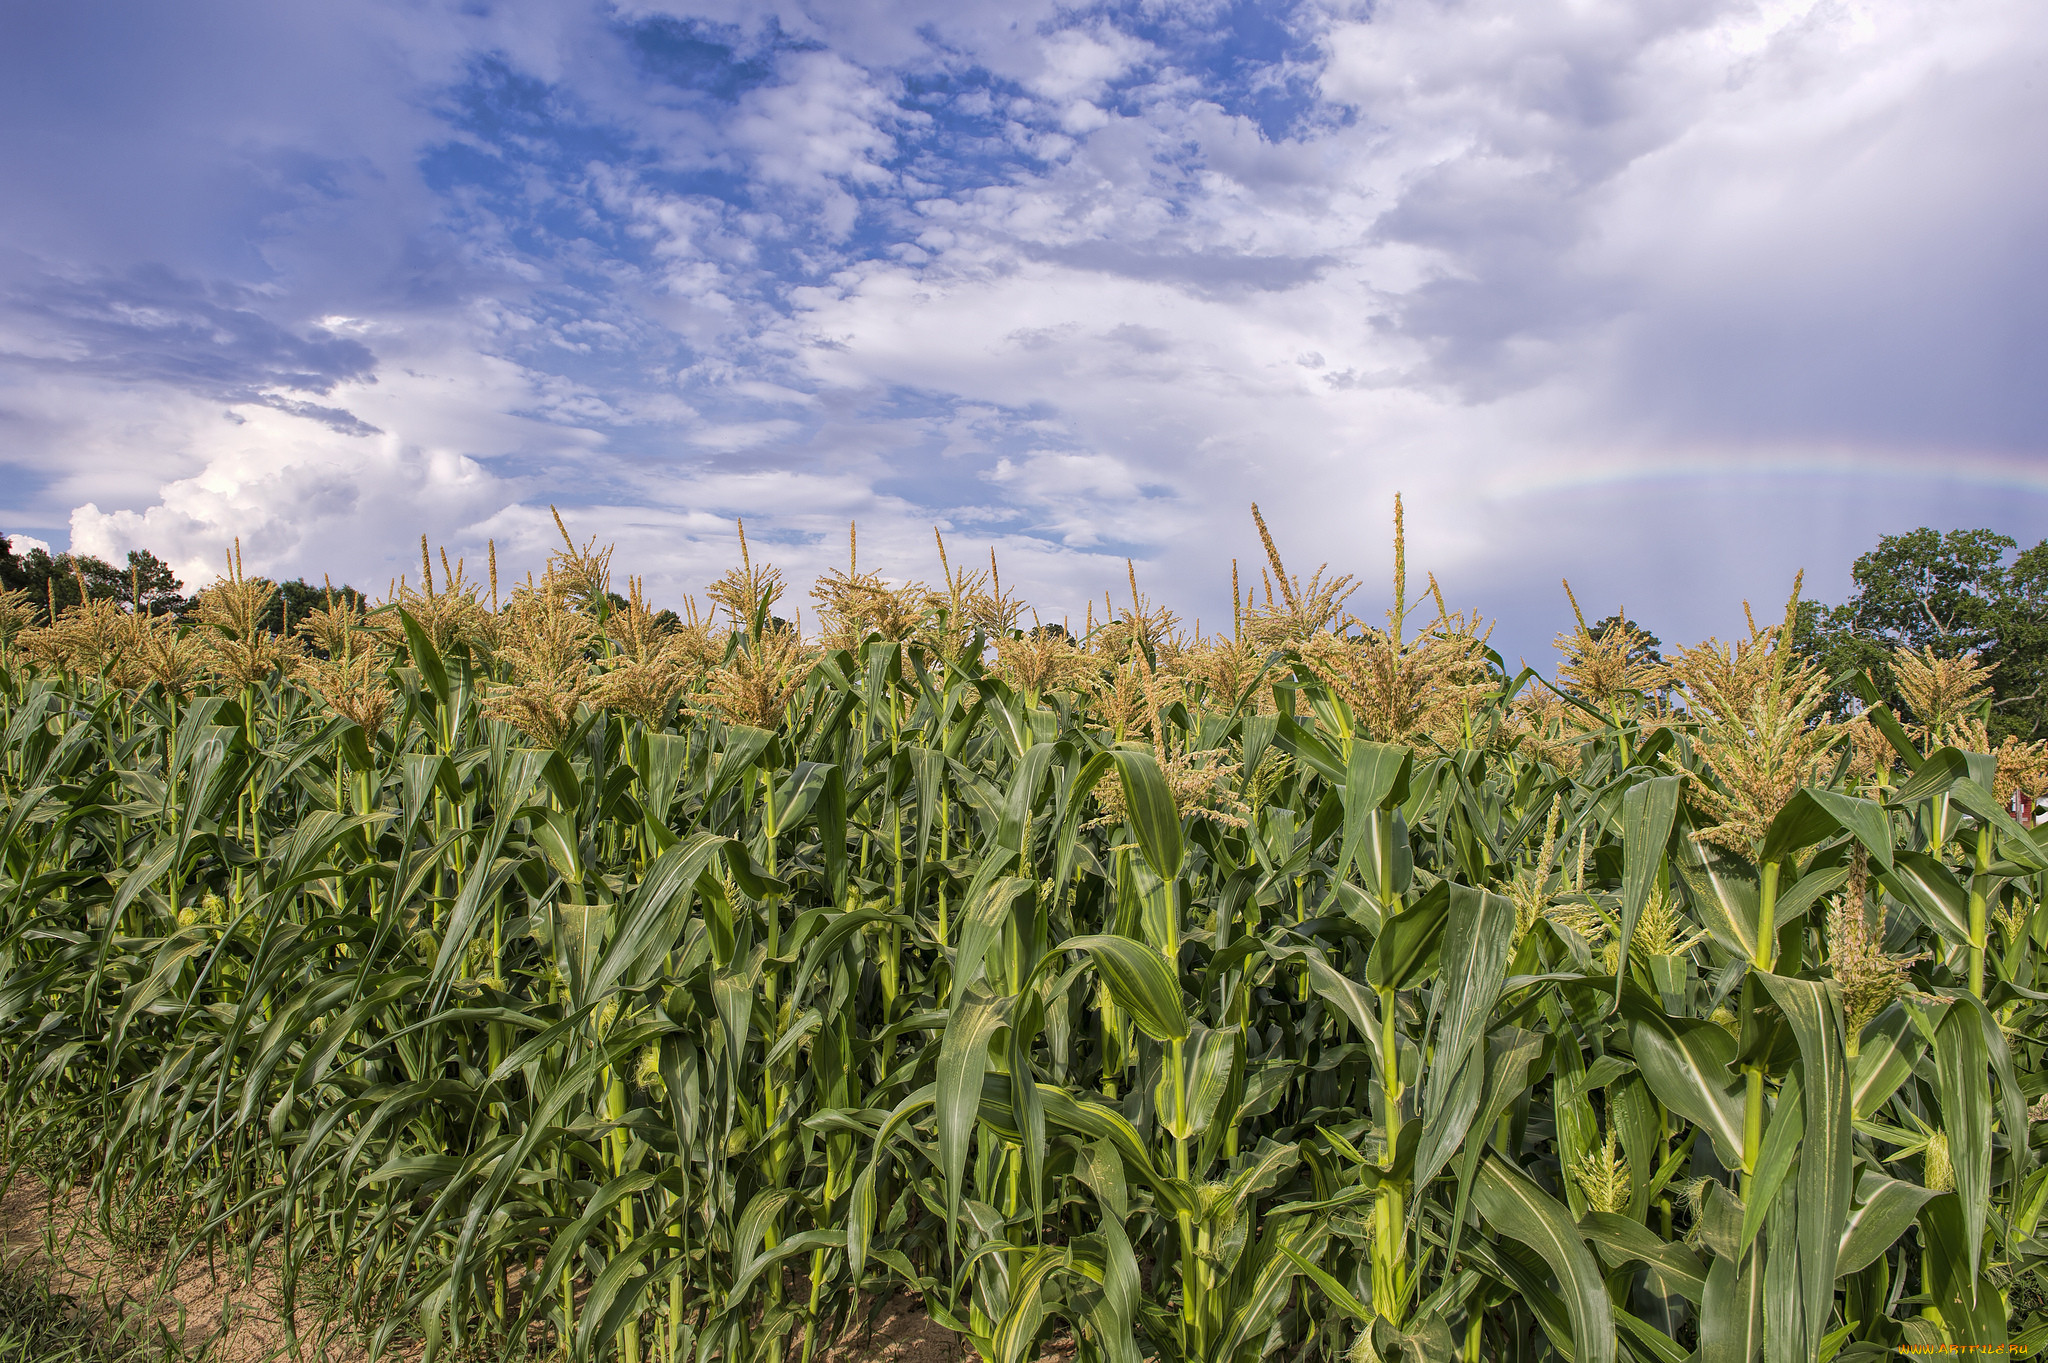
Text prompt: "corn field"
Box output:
[[3, 503, 2048, 1363]]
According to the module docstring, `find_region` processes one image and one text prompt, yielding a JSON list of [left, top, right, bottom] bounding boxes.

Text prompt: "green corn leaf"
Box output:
[[769, 759, 834, 833], [1698, 1250, 1765, 1363], [1674, 830, 1762, 962], [907, 745, 944, 857], [1056, 934, 1188, 1042], [634, 729, 690, 825], [1851, 1004, 1922, 1118], [724, 1228, 846, 1309], [1760, 788, 1893, 873], [1767, 863, 1851, 940], [1365, 880, 1450, 990], [1758, 972, 1852, 1357], [552, 899, 610, 1009], [1618, 775, 1681, 974], [1010, 988, 1047, 1223], [1410, 884, 1513, 1219], [1427, 883, 1516, 1112], [707, 723, 772, 805], [1947, 777, 2048, 870], [1336, 740, 1412, 884], [1036, 1087, 1182, 1212], [1882, 850, 1972, 948], [996, 741, 1061, 861], [1918, 1193, 2009, 1349], [846, 1084, 937, 1275], [711, 948, 762, 1097], [1845, 672, 1921, 769], [400, 752, 458, 828], [441, 1018, 667, 1296], [1739, 1064, 1803, 1255], [1408, 1047, 1482, 1222], [953, 874, 1036, 998], [1210, 1216, 1329, 1362], [1471, 1156, 1615, 1363], [1625, 1007, 1747, 1168], [1182, 1023, 1242, 1144], [1261, 942, 1381, 1066], [526, 1169, 662, 1312], [1444, 1027, 1549, 1269], [1106, 746, 1184, 882], [790, 906, 910, 1005], [1608, 1072, 1660, 1213], [1082, 1210, 1144, 1363], [1051, 749, 1116, 890], [1931, 1000, 1991, 1291], [1275, 705, 1344, 783], [1836, 1171, 1937, 1276], [1889, 744, 1977, 806], [1763, 1180, 1802, 1363], [1615, 1309, 1690, 1363], [1954, 989, 2032, 1184], [1277, 1242, 1370, 1320], [1576, 1212, 1707, 1302], [991, 1246, 1066, 1363], [397, 607, 451, 712], [1461, 1236, 1577, 1360], [577, 1224, 697, 1359], [1126, 852, 1177, 957], [935, 986, 1010, 1249], [530, 805, 585, 884], [1071, 1138, 1130, 1222]]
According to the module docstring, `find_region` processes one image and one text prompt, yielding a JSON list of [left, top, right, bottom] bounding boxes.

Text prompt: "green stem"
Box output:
[[1373, 1181, 1408, 1324], [1380, 985, 1402, 1159], [936, 790, 951, 949], [1971, 824, 1991, 997], [1742, 1063, 1765, 1189], [885, 799, 903, 1012], [606, 1068, 640, 1363], [1376, 984, 1408, 1324], [1743, 861, 1782, 1185], [1755, 860, 1781, 972], [758, 765, 792, 1305]]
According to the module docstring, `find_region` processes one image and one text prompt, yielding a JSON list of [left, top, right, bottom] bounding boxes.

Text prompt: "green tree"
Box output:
[[1810, 527, 2048, 741], [260, 578, 368, 638], [1584, 612, 1662, 664], [1827, 527, 2013, 653], [0, 540, 184, 620], [1991, 541, 2048, 742]]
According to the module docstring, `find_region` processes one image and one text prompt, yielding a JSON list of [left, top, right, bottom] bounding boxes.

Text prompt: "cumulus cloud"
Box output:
[[1, 0, 2042, 661]]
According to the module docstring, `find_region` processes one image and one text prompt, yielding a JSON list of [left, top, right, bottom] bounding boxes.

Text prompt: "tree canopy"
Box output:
[[1802, 527, 2048, 742], [0, 538, 184, 618]]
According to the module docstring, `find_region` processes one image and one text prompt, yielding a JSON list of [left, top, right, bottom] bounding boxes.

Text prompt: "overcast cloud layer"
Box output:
[[3, 0, 2044, 662]]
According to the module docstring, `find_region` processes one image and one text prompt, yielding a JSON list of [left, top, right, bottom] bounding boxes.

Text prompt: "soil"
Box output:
[[0, 1177, 367, 1361], [0, 1177, 1001, 1363]]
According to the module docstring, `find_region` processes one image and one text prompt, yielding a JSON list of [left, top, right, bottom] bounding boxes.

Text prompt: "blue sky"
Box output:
[[2, 0, 2044, 664]]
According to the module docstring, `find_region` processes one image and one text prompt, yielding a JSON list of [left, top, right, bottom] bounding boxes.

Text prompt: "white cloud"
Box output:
[[2, 533, 52, 558], [1025, 27, 1151, 101], [69, 417, 503, 593], [729, 52, 909, 240]]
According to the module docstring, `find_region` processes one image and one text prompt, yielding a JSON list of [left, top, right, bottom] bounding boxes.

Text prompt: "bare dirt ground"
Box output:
[[0, 1176, 997, 1363], [816, 1300, 970, 1363], [0, 1177, 366, 1361]]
